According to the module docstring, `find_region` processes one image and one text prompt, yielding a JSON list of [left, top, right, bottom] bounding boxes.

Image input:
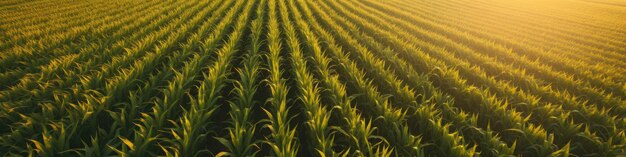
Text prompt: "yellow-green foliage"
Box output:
[[0, 0, 624, 156]]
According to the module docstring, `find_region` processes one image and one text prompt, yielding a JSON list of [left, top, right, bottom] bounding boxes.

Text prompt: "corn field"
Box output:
[[1, 0, 626, 156]]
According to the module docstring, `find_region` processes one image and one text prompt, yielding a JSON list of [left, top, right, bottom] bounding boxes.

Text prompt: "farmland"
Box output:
[[1, 0, 626, 156]]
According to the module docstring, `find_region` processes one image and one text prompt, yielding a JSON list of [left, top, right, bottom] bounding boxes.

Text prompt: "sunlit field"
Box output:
[[1, 0, 625, 156]]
